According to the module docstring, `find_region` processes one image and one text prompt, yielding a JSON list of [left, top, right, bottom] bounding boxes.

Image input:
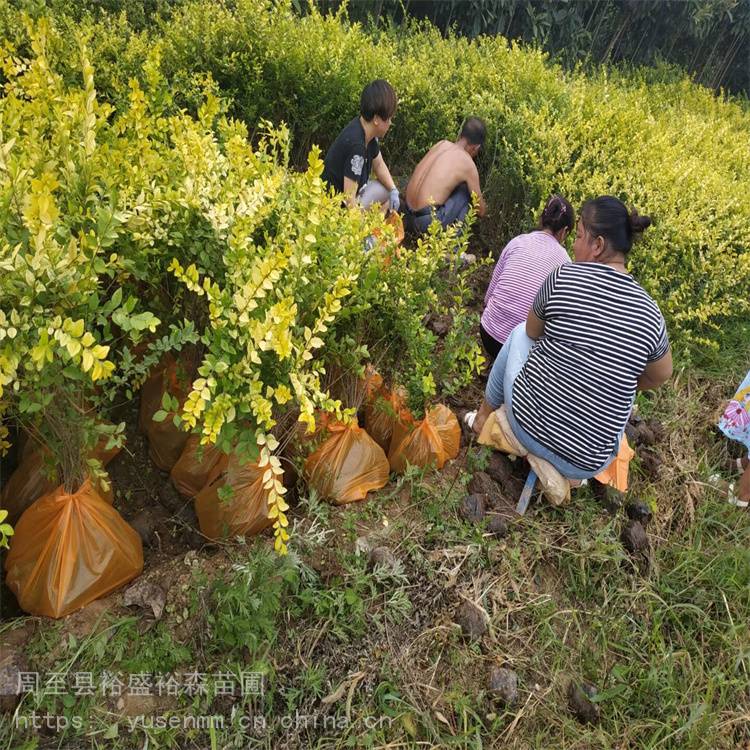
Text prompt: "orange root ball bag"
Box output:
[[140, 358, 192, 471], [170, 435, 223, 498], [388, 404, 461, 474], [194, 453, 275, 540], [4, 479, 143, 618], [304, 419, 389, 505], [360, 365, 384, 400], [137, 353, 174, 433], [1, 435, 121, 525], [373, 213, 405, 268], [364, 385, 409, 453], [1, 449, 58, 525]]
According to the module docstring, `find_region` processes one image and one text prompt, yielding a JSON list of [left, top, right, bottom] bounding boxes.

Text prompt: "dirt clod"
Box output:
[[488, 666, 518, 706], [639, 449, 662, 479], [424, 313, 452, 336], [129, 509, 156, 546], [637, 424, 656, 446], [0, 644, 28, 713], [468, 471, 498, 501], [460, 494, 486, 523], [626, 415, 666, 447], [567, 681, 600, 724], [486, 514, 508, 537], [368, 546, 398, 571], [647, 418, 666, 443], [625, 500, 653, 527], [157, 482, 185, 513], [455, 600, 488, 639], [624, 422, 639, 444], [486, 452, 523, 489], [592, 481, 623, 513], [621, 520, 649, 554]]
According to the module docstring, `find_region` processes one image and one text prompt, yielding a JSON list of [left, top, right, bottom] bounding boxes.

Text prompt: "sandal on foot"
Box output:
[[708, 474, 749, 508], [727, 482, 749, 508], [727, 457, 748, 475]]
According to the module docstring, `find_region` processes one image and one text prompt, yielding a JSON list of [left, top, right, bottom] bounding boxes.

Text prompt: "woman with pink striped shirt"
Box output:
[[480, 195, 574, 360]]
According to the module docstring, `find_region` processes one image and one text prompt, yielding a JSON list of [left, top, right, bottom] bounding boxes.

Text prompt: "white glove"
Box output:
[[389, 187, 400, 214]]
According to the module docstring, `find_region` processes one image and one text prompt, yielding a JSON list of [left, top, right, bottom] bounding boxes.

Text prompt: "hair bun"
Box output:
[[629, 210, 652, 235], [540, 194, 574, 234]]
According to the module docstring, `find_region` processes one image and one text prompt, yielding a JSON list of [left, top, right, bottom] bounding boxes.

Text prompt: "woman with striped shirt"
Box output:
[[480, 195, 574, 360], [472, 195, 673, 480]]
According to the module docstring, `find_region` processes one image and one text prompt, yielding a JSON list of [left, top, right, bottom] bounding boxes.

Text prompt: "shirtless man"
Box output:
[[403, 117, 487, 235]]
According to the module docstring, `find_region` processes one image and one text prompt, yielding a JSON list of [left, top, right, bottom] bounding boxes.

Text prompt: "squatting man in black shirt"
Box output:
[[322, 79, 400, 214]]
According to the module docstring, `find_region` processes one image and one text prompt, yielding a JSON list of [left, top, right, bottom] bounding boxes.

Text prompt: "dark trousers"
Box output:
[[480, 321, 504, 362], [404, 183, 472, 235]]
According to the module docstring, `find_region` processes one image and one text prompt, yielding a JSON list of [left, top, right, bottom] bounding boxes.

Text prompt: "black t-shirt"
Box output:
[[322, 117, 380, 194]]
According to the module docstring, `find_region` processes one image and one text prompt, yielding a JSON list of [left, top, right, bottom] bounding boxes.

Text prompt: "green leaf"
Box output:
[[590, 684, 627, 702], [152, 410, 168, 422], [112, 308, 129, 330]]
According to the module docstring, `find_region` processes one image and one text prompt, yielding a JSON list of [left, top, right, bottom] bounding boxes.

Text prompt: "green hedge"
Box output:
[[3, 0, 749, 364]]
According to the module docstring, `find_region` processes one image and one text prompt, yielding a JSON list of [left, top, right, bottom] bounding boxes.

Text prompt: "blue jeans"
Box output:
[[404, 183, 471, 235], [484, 323, 619, 480]]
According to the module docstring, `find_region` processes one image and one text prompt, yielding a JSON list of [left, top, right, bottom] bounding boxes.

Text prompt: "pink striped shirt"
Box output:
[[481, 230, 570, 344]]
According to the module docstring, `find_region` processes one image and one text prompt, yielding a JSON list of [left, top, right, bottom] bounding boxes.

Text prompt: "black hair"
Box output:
[[580, 195, 652, 253], [459, 116, 486, 147], [360, 80, 398, 122], [540, 194, 574, 235]]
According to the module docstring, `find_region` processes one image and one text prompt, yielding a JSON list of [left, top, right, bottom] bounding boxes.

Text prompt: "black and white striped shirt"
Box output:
[[511, 263, 669, 472]]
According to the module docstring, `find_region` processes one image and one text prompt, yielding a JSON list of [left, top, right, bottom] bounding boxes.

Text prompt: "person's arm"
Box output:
[[371, 152, 396, 192], [526, 267, 559, 339], [340, 138, 368, 209], [526, 309, 546, 340], [463, 160, 487, 217], [638, 318, 672, 391], [637, 350, 673, 390], [472, 398, 495, 436]]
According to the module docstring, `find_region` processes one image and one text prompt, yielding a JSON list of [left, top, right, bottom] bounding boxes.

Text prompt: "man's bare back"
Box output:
[[406, 140, 484, 213]]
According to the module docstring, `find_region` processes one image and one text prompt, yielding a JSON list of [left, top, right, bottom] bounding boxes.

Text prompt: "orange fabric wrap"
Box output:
[[594, 435, 635, 493]]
